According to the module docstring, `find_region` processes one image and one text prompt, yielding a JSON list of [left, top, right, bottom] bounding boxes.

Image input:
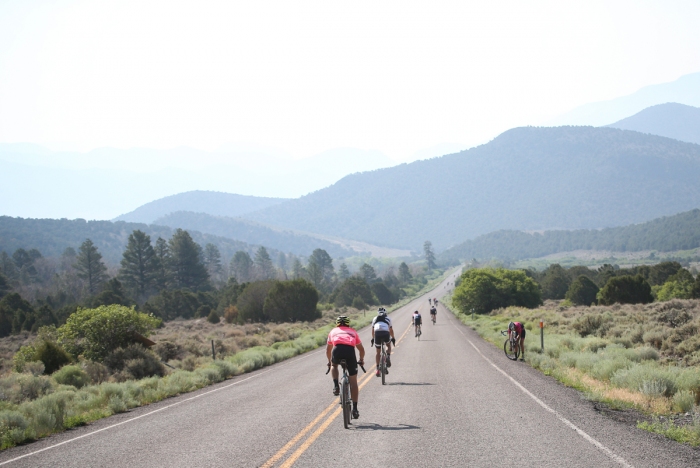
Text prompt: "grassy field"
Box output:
[[445, 296, 700, 446], [0, 268, 450, 450]]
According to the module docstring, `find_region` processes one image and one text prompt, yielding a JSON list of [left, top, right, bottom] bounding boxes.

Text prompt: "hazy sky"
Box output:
[[1, 0, 699, 162]]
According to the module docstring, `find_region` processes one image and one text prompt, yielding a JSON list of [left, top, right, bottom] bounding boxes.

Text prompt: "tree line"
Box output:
[[453, 262, 700, 315], [0, 228, 433, 337]]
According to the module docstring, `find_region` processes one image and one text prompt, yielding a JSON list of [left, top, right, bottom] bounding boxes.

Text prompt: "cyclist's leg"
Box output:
[[375, 344, 381, 367], [519, 330, 526, 360], [349, 374, 359, 402]]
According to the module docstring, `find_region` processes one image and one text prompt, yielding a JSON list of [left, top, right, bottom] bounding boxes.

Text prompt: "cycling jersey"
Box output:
[[372, 315, 392, 333], [327, 326, 361, 347], [412, 313, 422, 325], [510, 322, 525, 337], [430, 307, 437, 314]]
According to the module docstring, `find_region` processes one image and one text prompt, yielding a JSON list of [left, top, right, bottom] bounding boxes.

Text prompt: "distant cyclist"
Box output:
[[412, 310, 422, 336], [430, 305, 437, 323], [434, 298, 438, 306], [327, 316, 366, 419], [428, 298, 432, 305], [371, 308, 395, 377], [508, 321, 526, 361]]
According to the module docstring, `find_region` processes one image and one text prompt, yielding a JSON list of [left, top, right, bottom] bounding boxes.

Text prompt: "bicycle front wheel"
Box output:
[[504, 338, 518, 360]]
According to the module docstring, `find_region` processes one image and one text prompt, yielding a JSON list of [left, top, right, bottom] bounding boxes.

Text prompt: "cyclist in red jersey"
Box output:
[[327, 316, 365, 419], [508, 321, 526, 361]]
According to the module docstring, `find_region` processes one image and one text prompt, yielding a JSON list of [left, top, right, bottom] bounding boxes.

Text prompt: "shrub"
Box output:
[[52, 365, 89, 389], [153, 341, 183, 361], [331, 277, 375, 308], [352, 296, 367, 310], [104, 344, 165, 381], [223, 305, 238, 324], [34, 340, 72, 374], [82, 361, 110, 384], [565, 276, 599, 306], [206, 310, 220, 324], [237, 281, 275, 323], [0, 410, 29, 448], [453, 268, 541, 314], [674, 390, 696, 413], [12, 345, 38, 373], [197, 305, 212, 319], [57, 305, 161, 361], [598, 275, 653, 305], [371, 282, 396, 305], [264, 279, 320, 322]]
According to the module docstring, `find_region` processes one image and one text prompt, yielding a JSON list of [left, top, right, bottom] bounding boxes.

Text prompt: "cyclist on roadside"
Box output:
[[371, 308, 395, 377], [508, 321, 526, 361], [327, 316, 366, 419], [429, 305, 437, 323], [412, 310, 422, 336]]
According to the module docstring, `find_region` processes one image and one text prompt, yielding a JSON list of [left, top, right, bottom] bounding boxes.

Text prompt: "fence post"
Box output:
[[540, 321, 544, 353], [211, 340, 216, 360]]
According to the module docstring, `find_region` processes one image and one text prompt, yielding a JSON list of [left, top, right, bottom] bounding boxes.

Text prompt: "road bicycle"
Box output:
[[379, 339, 396, 384], [326, 359, 366, 428], [414, 322, 422, 341], [501, 330, 520, 361]]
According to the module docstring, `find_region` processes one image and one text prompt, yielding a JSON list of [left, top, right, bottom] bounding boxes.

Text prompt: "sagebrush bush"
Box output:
[[206, 310, 220, 324], [153, 341, 183, 361], [82, 361, 110, 384], [104, 345, 165, 381], [674, 390, 696, 412], [34, 340, 72, 374], [0, 410, 29, 449], [52, 365, 89, 389]]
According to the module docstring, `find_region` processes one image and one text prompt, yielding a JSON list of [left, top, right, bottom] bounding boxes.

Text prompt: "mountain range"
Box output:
[[605, 103, 700, 145], [243, 126, 700, 251]]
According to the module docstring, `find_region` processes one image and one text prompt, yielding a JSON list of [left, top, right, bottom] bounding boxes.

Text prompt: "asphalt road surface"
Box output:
[[1, 272, 699, 467]]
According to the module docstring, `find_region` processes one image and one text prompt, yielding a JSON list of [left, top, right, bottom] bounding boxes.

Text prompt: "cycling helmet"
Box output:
[[336, 315, 350, 327], [508, 321, 515, 331], [377, 307, 387, 316]]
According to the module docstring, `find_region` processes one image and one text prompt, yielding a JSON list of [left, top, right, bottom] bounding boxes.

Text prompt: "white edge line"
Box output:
[[450, 315, 634, 468], [0, 349, 322, 466]]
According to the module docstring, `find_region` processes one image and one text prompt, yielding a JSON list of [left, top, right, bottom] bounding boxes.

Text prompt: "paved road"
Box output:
[[1, 272, 699, 467]]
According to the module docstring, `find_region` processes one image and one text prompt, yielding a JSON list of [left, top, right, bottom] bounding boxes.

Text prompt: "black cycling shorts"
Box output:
[[430, 310, 437, 315], [332, 344, 358, 376], [374, 330, 391, 348], [414, 318, 422, 326]]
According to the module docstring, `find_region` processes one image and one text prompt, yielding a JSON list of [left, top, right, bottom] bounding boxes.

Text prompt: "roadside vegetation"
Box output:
[[0, 228, 447, 451], [449, 264, 700, 446]]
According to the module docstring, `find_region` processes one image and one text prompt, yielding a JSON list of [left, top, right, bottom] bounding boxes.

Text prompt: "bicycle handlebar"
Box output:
[[325, 363, 367, 374]]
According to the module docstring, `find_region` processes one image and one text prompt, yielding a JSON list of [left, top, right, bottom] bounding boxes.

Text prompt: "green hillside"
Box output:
[[439, 208, 700, 263], [245, 126, 700, 251], [154, 211, 359, 258], [0, 216, 284, 265]]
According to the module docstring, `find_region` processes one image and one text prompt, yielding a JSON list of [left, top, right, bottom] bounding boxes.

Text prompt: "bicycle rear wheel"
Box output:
[[381, 351, 386, 385], [504, 338, 518, 360], [341, 379, 350, 428]]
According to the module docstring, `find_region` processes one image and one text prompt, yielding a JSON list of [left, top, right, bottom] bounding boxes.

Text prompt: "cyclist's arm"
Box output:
[[326, 342, 333, 363], [371, 327, 375, 338], [389, 326, 395, 338], [356, 343, 365, 362]]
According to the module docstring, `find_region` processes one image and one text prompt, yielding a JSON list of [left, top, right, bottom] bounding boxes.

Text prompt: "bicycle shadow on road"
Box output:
[[353, 423, 420, 431], [386, 382, 435, 386]]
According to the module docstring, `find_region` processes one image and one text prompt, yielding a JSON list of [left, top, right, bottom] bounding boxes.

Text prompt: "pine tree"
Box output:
[[230, 251, 253, 283], [204, 243, 224, 284], [0, 252, 19, 283], [153, 237, 171, 291], [74, 239, 108, 294], [338, 263, 350, 281], [424, 241, 436, 270], [360, 263, 377, 284], [292, 257, 306, 280], [119, 230, 158, 300], [254, 247, 275, 280], [398, 262, 412, 284], [277, 252, 287, 271], [168, 229, 210, 291]]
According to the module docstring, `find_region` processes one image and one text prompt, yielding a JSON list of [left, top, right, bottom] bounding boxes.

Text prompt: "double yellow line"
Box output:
[[261, 320, 414, 467]]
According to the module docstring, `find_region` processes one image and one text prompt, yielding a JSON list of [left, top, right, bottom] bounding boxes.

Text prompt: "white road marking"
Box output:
[[450, 315, 634, 468], [0, 349, 322, 466]]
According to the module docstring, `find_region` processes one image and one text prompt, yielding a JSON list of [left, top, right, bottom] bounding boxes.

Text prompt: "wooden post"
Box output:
[[211, 340, 216, 360], [540, 321, 544, 353]]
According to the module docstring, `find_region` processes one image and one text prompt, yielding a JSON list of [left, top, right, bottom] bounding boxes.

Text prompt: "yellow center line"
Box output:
[[278, 372, 376, 468], [275, 319, 416, 467], [262, 311, 416, 468]]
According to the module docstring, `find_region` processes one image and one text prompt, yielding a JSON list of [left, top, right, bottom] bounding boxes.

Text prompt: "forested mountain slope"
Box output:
[[153, 211, 358, 258], [605, 103, 700, 145], [114, 190, 288, 224], [439, 208, 700, 263], [0, 216, 284, 265], [246, 127, 700, 251]]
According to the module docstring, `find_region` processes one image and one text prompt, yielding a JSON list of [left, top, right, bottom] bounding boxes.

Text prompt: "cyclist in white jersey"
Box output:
[[370, 308, 395, 377]]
